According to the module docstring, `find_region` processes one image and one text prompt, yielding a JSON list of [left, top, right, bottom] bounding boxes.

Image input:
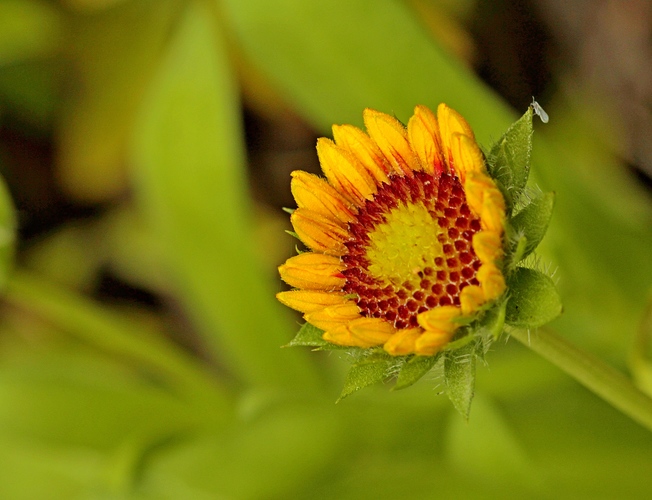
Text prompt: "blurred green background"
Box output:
[[1, 0, 652, 498]]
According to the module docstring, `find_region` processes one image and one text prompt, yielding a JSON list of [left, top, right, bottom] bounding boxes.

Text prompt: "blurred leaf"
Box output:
[[138, 403, 343, 500], [0, 345, 202, 450], [23, 220, 103, 290], [5, 272, 230, 414], [338, 352, 393, 401], [0, 435, 103, 499], [222, 0, 515, 138], [132, 2, 319, 390], [444, 340, 477, 420], [509, 191, 555, 262], [57, 0, 179, 202], [445, 395, 540, 491], [506, 267, 562, 328], [394, 354, 440, 391], [0, 174, 15, 291], [630, 301, 652, 397], [487, 107, 534, 211], [0, 0, 61, 66], [285, 322, 327, 347], [103, 204, 170, 293]]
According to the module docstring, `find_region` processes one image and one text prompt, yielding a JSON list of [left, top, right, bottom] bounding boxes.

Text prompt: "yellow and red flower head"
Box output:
[[277, 104, 507, 356]]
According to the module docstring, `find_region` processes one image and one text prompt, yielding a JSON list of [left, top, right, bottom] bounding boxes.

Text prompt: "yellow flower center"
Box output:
[[365, 202, 443, 285], [342, 171, 482, 330]]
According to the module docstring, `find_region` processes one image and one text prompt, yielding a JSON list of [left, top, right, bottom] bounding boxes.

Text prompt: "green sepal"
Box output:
[[478, 299, 507, 340], [284, 323, 327, 347], [393, 354, 441, 391], [510, 191, 555, 262], [486, 107, 533, 213], [505, 267, 562, 328], [337, 351, 394, 402], [444, 339, 480, 421]]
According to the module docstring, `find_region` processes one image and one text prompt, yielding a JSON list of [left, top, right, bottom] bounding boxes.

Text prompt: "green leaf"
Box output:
[[505, 267, 562, 328], [510, 191, 555, 261], [487, 107, 533, 211], [393, 354, 440, 391], [338, 353, 393, 401], [285, 323, 327, 347], [132, 3, 318, 390], [444, 340, 479, 420]]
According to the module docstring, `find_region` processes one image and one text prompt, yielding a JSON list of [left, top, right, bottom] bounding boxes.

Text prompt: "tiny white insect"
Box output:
[[531, 97, 549, 123]]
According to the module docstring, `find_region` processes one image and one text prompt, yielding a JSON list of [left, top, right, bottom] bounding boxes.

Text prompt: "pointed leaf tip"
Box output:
[[487, 108, 534, 212], [444, 340, 479, 420]]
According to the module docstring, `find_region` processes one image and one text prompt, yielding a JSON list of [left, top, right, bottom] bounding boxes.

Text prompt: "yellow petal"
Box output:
[[460, 285, 485, 315], [323, 324, 376, 348], [363, 109, 419, 176], [437, 103, 475, 170], [449, 133, 485, 182], [480, 185, 506, 233], [348, 317, 396, 345], [464, 170, 495, 217], [317, 138, 377, 206], [291, 208, 349, 255], [276, 290, 347, 314], [333, 124, 390, 184], [407, 105, 446, 175], [472, 230, 504, 264], [291, 171, 355, 224], [305, 302, 361, 331], [383, 327, 421, 356], [417, 305, 462, 333], [477, 262, 506, 301], [278, 253, 345, 290], [414, 329, 455, 356]]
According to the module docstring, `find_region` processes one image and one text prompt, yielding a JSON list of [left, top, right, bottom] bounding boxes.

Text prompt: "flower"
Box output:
[[277, 104, 506, 356]]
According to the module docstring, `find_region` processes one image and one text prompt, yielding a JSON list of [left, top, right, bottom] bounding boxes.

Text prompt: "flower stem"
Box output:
[[510, 327, 652, 432]]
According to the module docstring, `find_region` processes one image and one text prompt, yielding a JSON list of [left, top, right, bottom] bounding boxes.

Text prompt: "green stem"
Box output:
[[510, 327, 652, 432]]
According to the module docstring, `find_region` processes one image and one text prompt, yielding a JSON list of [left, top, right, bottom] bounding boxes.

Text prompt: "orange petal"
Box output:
[[437, 103, 475, 176], [417, 305, 462, 333], [414, 329, 455, 356], [363, 109, 419, 176], [291, 208, 349, 255], [305, 302, 361, 331], [477, 262, 506, 301], [291, 171, 355, 224], [383, 327, 422, 356], [449, 133, 485, 183], [348, 317, 396, 345], [276, 290, 347, 314], [323, 324, 377, 348], [333, 124, 390, 184], [460, 285, 485, 315], [407, 105, 445, 175], [472, 230, 504, 264], [317, 138, 377, 206], [278, 253, 345, 290]]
